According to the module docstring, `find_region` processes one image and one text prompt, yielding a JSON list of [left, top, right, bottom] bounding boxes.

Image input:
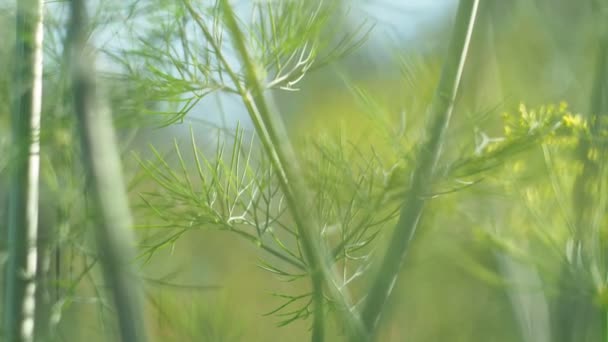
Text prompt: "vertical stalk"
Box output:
[[67, 1, 147, 341], [33, 201, 55, 341], [554, 3, 608, 341], [358, 0, 480, 339], [590, 3, 608, 341], [193, 1, 367, 340], [3, 0, 44, 341]]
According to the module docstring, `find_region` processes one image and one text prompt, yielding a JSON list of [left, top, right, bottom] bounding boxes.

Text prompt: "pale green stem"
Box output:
[[357, 0, 480, 340], [3, 1, 44, 341], [68, 1, 147, 341]]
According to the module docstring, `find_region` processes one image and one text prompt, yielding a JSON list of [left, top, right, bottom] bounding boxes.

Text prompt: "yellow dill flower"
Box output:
[[518, 103, 528, 119], [562, 113, 584, 128]]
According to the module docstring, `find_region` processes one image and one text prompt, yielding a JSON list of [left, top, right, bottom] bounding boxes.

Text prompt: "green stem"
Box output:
[[181, 1, 367, 340], [357, 0, 480, 339], [554, 3, 608, 341], [3, 1, 44, 341], [68, 1, 147, 341]]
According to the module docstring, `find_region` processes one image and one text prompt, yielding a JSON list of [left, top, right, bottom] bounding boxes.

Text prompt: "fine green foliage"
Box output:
[[106, 0, 371, 126], [121, 0, 608, 341], [122, 1, 373, 340], [3, 0, 608, 341]]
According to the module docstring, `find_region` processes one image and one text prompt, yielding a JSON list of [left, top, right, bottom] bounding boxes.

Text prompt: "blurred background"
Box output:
[[1, 0, 607, 341]]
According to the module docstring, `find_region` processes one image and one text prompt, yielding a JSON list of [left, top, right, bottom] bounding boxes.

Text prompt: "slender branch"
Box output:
[[229, 228, 307, 271], [3, 1, 44, 341], [67, 1, 147, 341], [357, 0, 480, 339]]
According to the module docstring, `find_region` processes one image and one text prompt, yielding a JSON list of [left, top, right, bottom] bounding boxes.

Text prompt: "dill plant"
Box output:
[[124, 0, 487, 340], [127, 0, 608, 340], [1, 0, 607, 341]]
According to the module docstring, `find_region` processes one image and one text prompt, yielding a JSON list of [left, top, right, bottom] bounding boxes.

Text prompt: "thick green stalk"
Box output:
[[358, 0, 480, 339], [68, 1, 147, 341], [190, 1, 367, 340], [3, 1, 44, 341]]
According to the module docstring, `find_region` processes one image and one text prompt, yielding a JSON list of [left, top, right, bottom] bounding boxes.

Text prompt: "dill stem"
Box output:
[[357, 1, 480, 339]]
